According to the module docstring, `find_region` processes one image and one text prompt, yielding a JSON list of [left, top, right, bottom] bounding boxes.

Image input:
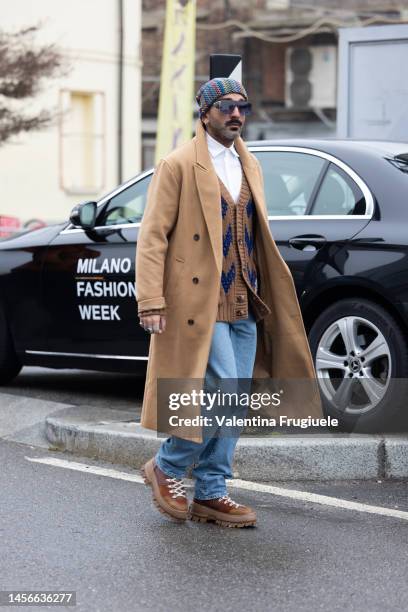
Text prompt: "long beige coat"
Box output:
[[136, 119, 322, 441]]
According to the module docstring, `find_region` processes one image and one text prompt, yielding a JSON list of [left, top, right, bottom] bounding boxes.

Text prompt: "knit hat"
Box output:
[[195, 78, 248, 118]]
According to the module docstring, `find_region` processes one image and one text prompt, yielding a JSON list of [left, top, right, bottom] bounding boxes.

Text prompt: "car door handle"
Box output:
[[288, 235, 327, 251]]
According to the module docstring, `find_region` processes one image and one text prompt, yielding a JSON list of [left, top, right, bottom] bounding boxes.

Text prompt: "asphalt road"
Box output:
[[1, 438, 408, 612]]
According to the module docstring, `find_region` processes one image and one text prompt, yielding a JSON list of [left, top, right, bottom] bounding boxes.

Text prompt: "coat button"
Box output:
[[193, 234, 200, 241], [188, 319, 194, 325], [192, 277, 199, 284]]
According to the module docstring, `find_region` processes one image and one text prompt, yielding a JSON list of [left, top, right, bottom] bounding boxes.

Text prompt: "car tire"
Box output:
[[0, 304, 22, 384], [308, 298, 408, 432]]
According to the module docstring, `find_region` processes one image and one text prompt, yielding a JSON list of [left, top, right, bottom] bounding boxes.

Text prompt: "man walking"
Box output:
[[136, 78, 321, 528]]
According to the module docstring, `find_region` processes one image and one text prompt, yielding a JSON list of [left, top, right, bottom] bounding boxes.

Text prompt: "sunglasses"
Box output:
[[212, 100, 252, 116]]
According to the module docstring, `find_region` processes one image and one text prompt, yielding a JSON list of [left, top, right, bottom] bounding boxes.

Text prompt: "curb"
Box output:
[[45, 409, 408, 481]]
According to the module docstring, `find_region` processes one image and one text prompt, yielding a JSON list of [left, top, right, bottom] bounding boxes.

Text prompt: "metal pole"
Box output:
[[117, 0, 124, 184]]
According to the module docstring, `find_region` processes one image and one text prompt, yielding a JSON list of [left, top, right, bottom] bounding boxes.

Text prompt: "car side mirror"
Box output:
[[69, 201, 97, 230]]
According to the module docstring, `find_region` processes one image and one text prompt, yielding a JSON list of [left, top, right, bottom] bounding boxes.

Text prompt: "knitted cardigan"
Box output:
[[216, 174, 271, 323]]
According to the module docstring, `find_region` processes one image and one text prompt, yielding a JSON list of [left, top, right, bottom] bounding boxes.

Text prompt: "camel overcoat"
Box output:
[[135, 119, 322, 441]]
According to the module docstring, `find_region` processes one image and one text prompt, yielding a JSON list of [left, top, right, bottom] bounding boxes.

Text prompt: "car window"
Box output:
[[311, 164, 365, 215], [97, 175, 152, 226], [253, 151, 326, 216]]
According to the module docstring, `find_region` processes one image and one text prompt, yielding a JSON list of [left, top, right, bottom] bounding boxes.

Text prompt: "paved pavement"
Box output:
[[44, 404, 408, 480], [0, 366, 145, 413], [2, 366, 408, 481], [1, 438, 408, 612]]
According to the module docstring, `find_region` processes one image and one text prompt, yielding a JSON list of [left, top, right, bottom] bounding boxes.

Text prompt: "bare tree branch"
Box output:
[[0, 23, 69, 145]]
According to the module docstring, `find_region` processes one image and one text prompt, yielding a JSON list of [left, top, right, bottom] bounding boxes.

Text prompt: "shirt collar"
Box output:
[[206, 130, 240, 159]]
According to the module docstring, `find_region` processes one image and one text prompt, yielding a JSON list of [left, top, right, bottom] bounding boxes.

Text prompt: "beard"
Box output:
[[204, 116, 244, 144], [222, 123, 242, 140]]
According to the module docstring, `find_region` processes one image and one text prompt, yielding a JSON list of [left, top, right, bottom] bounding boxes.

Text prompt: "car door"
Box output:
[[251, 147, 374, 300], [41, 171, 153, 365]]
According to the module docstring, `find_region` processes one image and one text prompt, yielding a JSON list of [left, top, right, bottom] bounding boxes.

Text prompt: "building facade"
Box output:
[[141, 0, 407, 169], [0, 0, 142, 227]]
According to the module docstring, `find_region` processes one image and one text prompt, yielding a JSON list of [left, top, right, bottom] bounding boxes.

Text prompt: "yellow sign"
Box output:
[[155, 0, 196, 164]]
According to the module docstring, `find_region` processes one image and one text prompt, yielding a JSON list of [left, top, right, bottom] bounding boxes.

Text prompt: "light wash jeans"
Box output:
[[155, 307, 257, 500]]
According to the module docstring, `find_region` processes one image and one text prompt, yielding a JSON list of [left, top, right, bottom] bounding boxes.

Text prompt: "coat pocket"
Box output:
[[164, 256, 185, 304]]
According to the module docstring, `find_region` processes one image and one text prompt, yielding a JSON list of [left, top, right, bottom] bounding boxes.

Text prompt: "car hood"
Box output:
[[0, 222, 68, 250]]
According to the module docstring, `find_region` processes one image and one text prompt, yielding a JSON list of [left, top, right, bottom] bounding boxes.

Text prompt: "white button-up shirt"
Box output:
[[206, 131, 243, 203]]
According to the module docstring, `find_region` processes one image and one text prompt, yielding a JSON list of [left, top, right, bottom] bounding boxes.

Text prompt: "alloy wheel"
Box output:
[[315, 316, 391, 415]]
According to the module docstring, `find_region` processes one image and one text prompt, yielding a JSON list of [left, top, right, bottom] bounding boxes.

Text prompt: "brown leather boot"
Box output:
[[141, 457, 188, 522], [190, 495, 257, 528]]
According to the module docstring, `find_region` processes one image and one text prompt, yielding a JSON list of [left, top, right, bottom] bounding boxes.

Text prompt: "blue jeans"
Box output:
[[155, 308, 257, 499]]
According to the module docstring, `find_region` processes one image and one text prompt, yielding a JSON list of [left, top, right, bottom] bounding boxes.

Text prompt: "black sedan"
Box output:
[[1, 138, 408, 432]]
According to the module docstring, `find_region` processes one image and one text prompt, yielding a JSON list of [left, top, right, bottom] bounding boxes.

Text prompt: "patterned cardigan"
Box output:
[[216, 174, 270, 323]]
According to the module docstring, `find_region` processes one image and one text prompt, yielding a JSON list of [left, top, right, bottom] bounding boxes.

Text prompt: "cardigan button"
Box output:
[[193, 233, 200, 241], [192, 277, 199, 284], [238, 238, 243, 246], [236, 295, 245, 303], [236, 310, 245, 316], [188, 319, 195, 325]]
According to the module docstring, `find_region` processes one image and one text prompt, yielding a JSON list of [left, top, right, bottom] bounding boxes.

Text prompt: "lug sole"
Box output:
[[189, 502, 257, 528], [190, 512, 256, 528]]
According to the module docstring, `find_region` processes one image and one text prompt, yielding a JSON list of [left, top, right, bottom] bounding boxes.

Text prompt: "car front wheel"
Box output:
[[309, 298, 408, 432]]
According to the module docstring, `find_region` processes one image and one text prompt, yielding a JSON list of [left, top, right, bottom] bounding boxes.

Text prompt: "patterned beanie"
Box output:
[[195, 78, 248, 118]]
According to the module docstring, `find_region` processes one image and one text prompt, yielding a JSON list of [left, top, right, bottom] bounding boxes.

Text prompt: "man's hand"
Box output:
[[139, 313, 166, 335]]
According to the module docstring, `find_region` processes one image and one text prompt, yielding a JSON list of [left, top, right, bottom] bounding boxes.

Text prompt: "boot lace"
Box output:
[[166, 477, 186, 499], [220, 495, 241, 508]]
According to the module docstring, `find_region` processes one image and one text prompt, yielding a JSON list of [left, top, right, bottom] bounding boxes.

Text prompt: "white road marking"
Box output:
[[25, 456, 145, 484], [228, 478, 408, 521], [26, 455, 408, 522]]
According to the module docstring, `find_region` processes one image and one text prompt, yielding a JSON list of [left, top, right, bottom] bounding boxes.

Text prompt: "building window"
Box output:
[[59, 90, 105, 194]]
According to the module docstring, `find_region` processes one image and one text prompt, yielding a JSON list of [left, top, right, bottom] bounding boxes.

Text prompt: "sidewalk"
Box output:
[[44, 404, 408, 481]]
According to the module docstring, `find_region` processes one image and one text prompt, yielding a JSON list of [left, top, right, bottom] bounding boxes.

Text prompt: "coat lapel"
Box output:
[[234, 135, 268, 225], [193, 120, 223, 276], [234, 134, 286, 273]]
